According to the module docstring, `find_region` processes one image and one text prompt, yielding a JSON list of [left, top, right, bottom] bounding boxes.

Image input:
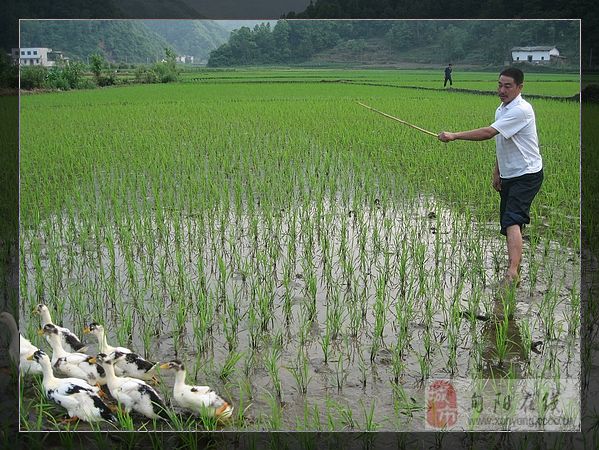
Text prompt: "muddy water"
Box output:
[[19, 195, 580, 431]]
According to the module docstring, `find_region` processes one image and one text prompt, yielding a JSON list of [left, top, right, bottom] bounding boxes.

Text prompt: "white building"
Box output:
[[511, 46, 560, 64], [11, 48, 68, 66], [12, 47, 50, 66], [176, 55, 194, 64]]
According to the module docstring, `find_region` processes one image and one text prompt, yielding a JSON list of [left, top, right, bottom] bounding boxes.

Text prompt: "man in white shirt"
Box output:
[[437, 67, 543, 291]]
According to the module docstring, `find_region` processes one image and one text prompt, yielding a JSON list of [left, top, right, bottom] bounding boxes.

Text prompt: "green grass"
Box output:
[[179, 68, 580, 97]]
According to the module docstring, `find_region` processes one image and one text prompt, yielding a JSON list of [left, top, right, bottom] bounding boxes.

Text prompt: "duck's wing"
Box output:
[[186, 385, 211, 396], [114, 379, 153, 407], [60, 329, 87, 352], [184, 385, 227, 409], [118, 378, 147, 395], [48, 389, 84, 411], [123, 353, 157, 373], [52, 379, 96, 397], [137, 383, 164, 405], [64, 352, 92, 365], [53, 358, 91, 379]]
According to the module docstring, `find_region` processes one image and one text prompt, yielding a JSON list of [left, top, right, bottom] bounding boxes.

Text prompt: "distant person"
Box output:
[[444, 64, 453, 87], [437, 67, 543, 294]]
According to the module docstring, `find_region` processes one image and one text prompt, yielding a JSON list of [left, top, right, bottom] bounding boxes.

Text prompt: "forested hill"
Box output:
[[208, 20, 580, 68], [144, 21, 230, 63], [19, 20, 230, 64]]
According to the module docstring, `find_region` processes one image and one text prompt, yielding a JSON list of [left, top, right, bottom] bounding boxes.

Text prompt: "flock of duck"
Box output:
[[0, 305, 233, 426]]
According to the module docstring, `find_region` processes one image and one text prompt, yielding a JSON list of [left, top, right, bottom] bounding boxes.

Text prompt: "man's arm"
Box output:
[[438, 126, 498, 142]]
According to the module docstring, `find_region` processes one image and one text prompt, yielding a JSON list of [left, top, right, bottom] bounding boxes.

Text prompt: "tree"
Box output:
[[229, 27, 259, 64], [89, 52, 106, 82], [164, 47, 177, 70], [20, 65, 47, 90], [439, 25, 469, 61], [152, 47, 179, 82], [253, 23, 275, 63], [62, 61, 85, 88], [385, 22, 417, 49], [208, 43, 234, 67], [273, 20, 291, 62]]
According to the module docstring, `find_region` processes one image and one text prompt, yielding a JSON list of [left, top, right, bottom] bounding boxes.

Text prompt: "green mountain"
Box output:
[[19, 20, 167, 63], [19, 20, 230, 64], [208, 20, 580, 69], [214, 20, 278, 33], [144, 20, 230, 63]]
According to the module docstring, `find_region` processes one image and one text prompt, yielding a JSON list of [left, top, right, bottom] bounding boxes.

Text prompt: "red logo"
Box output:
[[426, 380, 458, 428]]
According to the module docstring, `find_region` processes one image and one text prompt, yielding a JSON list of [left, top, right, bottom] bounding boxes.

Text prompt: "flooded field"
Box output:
[[19, 194, 580, 431]]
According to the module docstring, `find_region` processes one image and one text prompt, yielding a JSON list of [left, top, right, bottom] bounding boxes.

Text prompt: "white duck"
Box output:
[[159, 360, 233, 419], [94, 351, 168, 420], [84, 322, 158, 382], [41, 324, 107, 386], [34, 304, 87, 353], [27, 350, 115, 423], [83, 322, 132, 355], [0, 311, 42, 376]]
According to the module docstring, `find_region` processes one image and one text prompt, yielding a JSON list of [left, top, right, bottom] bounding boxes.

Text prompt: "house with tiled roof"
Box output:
[[511, 46, 561, 64]]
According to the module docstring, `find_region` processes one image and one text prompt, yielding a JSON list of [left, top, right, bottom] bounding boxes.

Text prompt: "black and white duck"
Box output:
[[93, 351, 168, 420], [84, 322, 158, 382], [27, 350, 115, 423], [34, 304, 87, 353], [40, 324, 106, 386], [159, 360, 233, 419]]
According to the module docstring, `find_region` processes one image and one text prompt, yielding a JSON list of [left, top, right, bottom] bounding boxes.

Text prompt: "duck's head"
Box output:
[[33, 304, 48, 315], [159, 359, 184, 371], [39, 323, 59, 337], [83, 322, 103, 335], [26, 349, 48, 362], [98, 351, 125, 365], [93, 352, 110, 365], [111, 350, 128, 362]]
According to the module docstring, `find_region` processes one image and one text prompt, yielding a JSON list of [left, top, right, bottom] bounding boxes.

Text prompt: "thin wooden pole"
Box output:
[[357, 101, 438, 137]]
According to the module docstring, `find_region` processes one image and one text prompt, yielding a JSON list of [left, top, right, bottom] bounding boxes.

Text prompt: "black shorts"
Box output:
[[499, 169, 543, 236]]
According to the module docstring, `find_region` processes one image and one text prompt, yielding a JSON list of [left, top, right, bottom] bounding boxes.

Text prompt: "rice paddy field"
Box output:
[[18, 68, 580, 432], [181, 68, 580, 97]]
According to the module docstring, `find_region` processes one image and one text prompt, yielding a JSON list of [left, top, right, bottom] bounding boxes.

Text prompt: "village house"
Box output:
[[11, 47, 69, 66], [511, 46, 562, 64], [176, 55, 194, 64]]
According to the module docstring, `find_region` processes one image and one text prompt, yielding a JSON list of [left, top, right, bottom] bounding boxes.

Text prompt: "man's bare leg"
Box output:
[[505, 224, 522, 282]]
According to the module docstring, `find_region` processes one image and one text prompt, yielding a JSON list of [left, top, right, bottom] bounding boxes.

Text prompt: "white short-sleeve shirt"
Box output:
[[490, 94, 542, 179]]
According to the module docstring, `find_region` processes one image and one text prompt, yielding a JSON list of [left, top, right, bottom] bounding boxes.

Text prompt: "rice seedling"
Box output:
[[361, 398, 379, 431], [390, 382, 422, 418], [196, 409, 219, 431], [114, 406, 136, 431], [219, 350, 243, 380], [286, 349, 311, 395], [494, 315, 511, 367], [265, 347, 282, 400], [319, 325, 333, 364]]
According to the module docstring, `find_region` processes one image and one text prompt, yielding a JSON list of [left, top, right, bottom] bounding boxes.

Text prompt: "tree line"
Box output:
[[14, 48, 180, 91], [208, 20, 579, 68]]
